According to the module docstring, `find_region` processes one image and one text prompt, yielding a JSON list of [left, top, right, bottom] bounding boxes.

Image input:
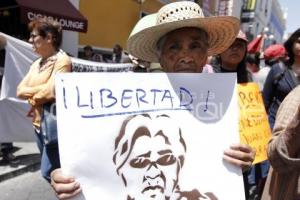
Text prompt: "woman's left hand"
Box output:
[[223, 143, 256, 172]]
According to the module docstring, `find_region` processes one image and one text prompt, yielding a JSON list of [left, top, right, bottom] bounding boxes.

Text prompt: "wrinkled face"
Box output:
[[220, 39, 247, 70], [121, 133, 181, 200], [293, 36, 300, 57], [159, 27, 209, 73], [28, 29, 52, 56]]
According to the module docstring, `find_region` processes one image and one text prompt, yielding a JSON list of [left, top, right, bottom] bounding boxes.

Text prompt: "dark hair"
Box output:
[[113, 44, 123, 53], [234, 58, 249, 83], [246, 54, 260, 66], [83, 45, 93, 51], [214, 56, 249, 83], [284, 28, 300, 67], [28, 18, 62, 50], [265, 58, 279, 66], [246, 53, 260, 66]]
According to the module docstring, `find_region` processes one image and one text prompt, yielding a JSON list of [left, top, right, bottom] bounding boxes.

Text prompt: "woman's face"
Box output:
[[28, 29, 52, 56], [220, 39, 247, 70], [159, 27, 208, 73], [292, 36, 300, 58]]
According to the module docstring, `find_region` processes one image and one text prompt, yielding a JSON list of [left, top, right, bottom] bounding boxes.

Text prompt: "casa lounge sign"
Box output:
[[16, 0, 88, 33]]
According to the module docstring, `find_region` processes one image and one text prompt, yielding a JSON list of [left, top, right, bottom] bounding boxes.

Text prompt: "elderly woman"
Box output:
[[50, 2, 255, 199], [16, 19, 71, 182]]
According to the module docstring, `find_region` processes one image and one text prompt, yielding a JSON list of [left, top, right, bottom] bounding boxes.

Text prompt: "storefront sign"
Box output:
[[16, 0, 88, 33], [26, 11, 85, 32]]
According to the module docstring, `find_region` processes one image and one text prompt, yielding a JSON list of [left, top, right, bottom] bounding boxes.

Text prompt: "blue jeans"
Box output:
[[35, 129, 60, 182], [248, 160, 270, 185]]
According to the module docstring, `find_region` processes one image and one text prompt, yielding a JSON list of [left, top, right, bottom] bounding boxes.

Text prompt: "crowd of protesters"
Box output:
[[2, 1, 298, 200], [80, 43, 128, 64]]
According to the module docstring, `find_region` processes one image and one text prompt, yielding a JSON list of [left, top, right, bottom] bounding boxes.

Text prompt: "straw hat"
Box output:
[[127, 1, 240, 62]]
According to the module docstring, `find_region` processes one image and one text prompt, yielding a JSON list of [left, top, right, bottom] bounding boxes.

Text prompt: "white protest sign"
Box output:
[[55, 73, 245, 200]]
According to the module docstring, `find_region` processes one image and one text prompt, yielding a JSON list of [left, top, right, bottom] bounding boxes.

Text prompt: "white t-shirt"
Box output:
[[252, 67, 271, 91]]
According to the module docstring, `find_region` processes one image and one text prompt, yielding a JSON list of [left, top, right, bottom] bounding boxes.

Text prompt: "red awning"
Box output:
[[16, 0, 88, 33], [248, 35, 264, 54]]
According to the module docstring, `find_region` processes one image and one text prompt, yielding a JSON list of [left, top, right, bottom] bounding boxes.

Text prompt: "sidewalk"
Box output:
[[0, 142, 40, 182]]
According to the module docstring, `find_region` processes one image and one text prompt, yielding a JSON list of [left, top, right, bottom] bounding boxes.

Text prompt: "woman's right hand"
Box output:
[[50, 168, 81, 200]]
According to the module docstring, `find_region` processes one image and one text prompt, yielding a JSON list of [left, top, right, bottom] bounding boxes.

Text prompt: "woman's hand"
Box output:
[[50, 168, 81, 200], [223, 143, 256, 172]]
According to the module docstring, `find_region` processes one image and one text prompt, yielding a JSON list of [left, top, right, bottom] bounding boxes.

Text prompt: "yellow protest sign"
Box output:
[[238, 83, 272, 164]]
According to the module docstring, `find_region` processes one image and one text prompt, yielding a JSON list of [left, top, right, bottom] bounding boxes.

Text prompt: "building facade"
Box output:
[[266, 0, 286, 45], [240, 0, 286, 44], [78, 0, 287, 55], [78, 0, 165, 54], [240, 0, 272, 41]]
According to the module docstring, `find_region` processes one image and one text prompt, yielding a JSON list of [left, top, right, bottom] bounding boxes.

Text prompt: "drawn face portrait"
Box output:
[[113, 114, 186, 200]]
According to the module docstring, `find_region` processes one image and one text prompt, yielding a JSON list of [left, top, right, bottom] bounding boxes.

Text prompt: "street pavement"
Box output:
[[0, 142, 40, 182], [0, 170, 58, 200], [0, 142, 59, 199]]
